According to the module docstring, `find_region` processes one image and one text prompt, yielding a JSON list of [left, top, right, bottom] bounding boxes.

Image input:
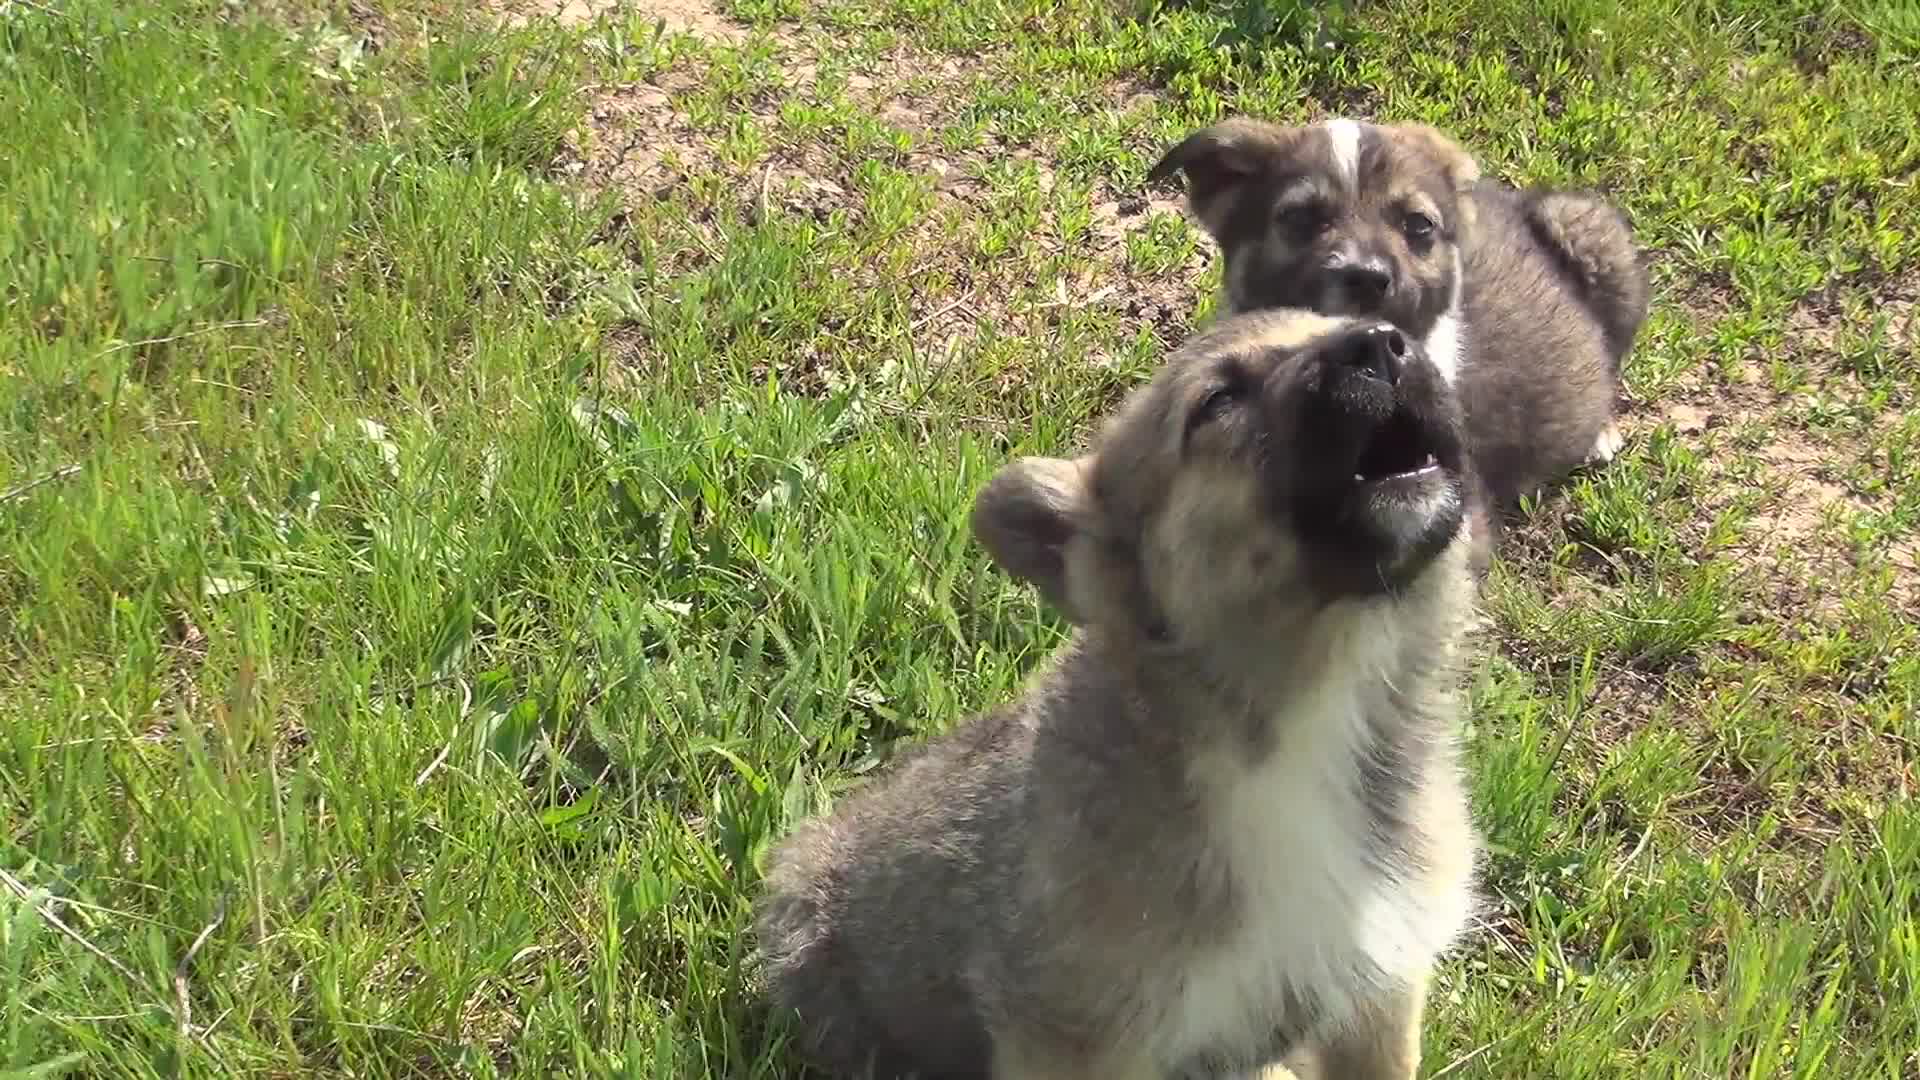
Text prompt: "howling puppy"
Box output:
[[756, 309, 1484, 1079], [1149, 116, 1650, 526]]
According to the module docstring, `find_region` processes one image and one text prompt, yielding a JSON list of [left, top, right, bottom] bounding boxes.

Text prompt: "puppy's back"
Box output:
[[1458, 181, 1641, 501], [756, 706, 1028, 1077], [1518, 189, 1651, 367]]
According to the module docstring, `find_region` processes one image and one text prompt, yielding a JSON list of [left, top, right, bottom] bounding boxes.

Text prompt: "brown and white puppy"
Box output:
[[1149, 116, 1650, 525], [756, 308, 1483, 1080]]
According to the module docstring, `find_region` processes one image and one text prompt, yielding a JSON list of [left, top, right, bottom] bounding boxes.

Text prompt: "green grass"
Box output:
[[2, 0, 1917, 1075]]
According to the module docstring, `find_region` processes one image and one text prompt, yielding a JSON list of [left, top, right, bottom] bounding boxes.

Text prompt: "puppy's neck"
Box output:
[[1052, 552, 1470, 756]]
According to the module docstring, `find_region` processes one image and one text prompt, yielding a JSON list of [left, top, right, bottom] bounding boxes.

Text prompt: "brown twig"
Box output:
[[0, 867, 141, 985], [1, 463, 80, 502], [113, 254, 248, 272], [174, 896, 228, 1042], [93, 318, 268, 358]]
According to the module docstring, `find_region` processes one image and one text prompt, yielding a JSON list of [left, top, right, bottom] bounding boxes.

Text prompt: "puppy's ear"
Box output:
[[1148, 119, 1290, 236], [971, 456, 1091, 620]]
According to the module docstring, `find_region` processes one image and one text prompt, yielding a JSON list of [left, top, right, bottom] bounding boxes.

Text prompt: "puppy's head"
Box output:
[[972, 309, 1473, 647], [1149, 117, 1479, 339]]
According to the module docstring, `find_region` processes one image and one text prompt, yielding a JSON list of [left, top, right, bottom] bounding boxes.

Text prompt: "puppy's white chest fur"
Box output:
[[1154, 630, 1469, 1069], [1420, 249, 1468, 386]]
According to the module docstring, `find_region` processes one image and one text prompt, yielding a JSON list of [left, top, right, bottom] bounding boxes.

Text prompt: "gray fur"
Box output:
[[756, 310, 1484, 1079]]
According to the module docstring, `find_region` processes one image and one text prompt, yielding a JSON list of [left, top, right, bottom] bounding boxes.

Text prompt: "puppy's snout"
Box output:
[[1331, 324, 1406, 386], [1337, 260, 1393, 304]]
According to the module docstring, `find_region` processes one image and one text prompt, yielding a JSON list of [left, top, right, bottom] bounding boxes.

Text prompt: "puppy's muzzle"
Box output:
[[1267, 321, 1460, 491], [1329, 323, 1405, 386], [1334, 261, 1393, 307]]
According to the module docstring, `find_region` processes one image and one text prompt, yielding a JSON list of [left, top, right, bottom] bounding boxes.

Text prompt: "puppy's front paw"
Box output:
[[1585, 420, 1624, 464]]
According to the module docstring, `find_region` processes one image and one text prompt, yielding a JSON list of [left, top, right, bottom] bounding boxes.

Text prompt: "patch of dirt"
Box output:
[[1784, 267, 1920, 355], [1693, 691, 1911, 854], [566, 34, 974, 211], [496, 0, 747, 40], [1890, 538, 1920, 611], [573, 71, 718, 198], [1088, 188, 1190, 249], [1791, 17, 1878, 77], [536, 10, 1209, 404], [1489, 635, 1912, 859], [1494, 268, 1919, 857], [1620, 287, 1913, 622]]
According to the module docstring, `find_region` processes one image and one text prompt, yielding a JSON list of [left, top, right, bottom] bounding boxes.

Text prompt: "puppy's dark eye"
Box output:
[[1275, 202, 1326, 236], [1188, 385, 1240, 434], [1403, 212, 1437, 240]]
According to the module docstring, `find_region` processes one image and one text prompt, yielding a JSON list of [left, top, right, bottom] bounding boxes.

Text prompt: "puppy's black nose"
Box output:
[[1337, 262, 1392, 304], [1332, 324, 1406, 385]]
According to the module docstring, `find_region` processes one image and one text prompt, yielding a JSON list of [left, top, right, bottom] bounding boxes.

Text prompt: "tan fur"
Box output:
[[1381, 123, 1480, 230]]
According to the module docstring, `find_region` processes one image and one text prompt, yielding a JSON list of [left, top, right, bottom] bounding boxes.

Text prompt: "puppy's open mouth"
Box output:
[[1352, 410, 1442, 485]]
